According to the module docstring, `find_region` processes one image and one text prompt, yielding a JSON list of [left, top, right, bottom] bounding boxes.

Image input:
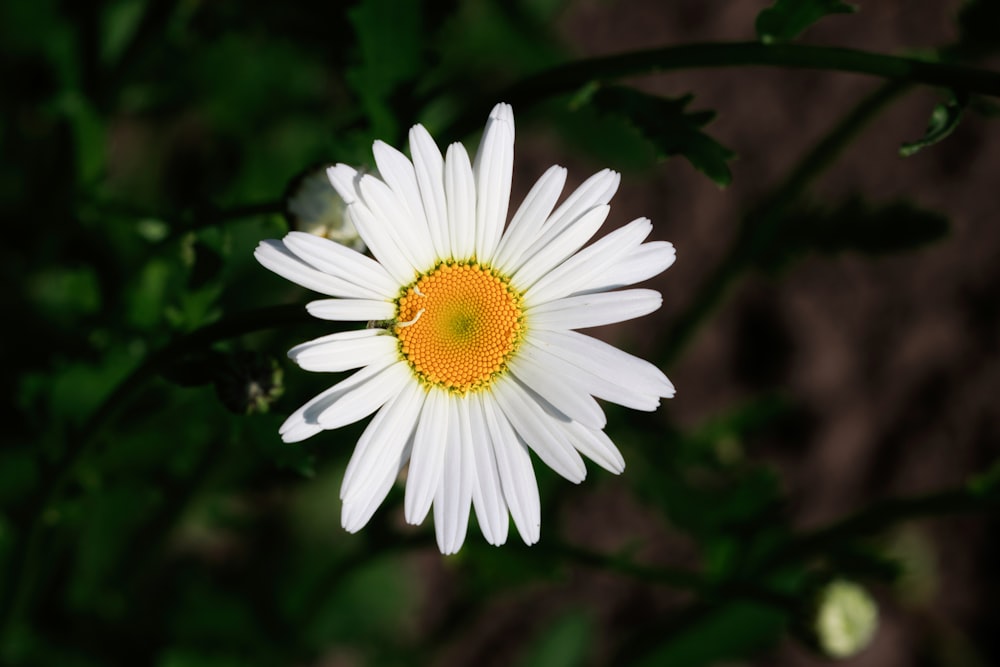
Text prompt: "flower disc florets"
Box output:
[[395, 261, 523, 393]]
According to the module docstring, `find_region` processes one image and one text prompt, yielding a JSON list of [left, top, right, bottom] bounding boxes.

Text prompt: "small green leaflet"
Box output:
[[756, 0, 857, 44], [899, 93, 968, 157], [590, 86, 736, 187]]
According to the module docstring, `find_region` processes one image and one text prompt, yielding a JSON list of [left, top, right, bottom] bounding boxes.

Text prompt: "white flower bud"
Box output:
[[286, 166, 366, 252], [814, 580, 878, 659]]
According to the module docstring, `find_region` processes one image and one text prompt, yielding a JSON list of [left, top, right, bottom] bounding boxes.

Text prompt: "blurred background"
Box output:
[[2, 0, 999, 665]]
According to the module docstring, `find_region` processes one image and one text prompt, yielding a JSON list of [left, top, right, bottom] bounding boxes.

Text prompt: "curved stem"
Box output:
[[446, 42, 1000, 139], [767, 470, 1000, 568], [657, 80, 907, 367]]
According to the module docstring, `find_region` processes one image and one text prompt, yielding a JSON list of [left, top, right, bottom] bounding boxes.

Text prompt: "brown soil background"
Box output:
[[408, 2, 1000, 666]]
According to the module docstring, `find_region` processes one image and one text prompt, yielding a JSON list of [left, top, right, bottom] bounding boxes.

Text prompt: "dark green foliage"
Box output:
[[0, 0, 992, 666], [756, 0, 857, 43], [590, 86, 736, 186]]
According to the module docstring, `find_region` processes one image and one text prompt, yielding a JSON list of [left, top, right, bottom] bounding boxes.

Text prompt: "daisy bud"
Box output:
[[285, 165, 366, 252], [810, 579, 879, 659]]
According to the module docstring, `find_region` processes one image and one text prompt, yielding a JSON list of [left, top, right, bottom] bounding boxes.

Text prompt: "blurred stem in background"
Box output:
[[659, 80, 909, 366]]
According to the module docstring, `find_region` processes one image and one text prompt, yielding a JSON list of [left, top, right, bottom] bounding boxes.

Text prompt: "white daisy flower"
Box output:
[[255, 103, 676, 554]]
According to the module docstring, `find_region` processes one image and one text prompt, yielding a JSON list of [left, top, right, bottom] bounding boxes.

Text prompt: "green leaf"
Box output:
[[756, 0, 857, 43], [591, 86, 735, 187], [754, 197, 949, 269], [899, 93, 967, 157]]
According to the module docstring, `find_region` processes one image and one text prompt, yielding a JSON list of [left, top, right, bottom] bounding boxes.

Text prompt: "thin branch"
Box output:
[[445, 41, 1000, 139], [657, 80, 907, 366]]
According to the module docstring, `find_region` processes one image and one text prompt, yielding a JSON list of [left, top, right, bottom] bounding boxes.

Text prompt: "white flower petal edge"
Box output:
[[255, 103, 675, 554]]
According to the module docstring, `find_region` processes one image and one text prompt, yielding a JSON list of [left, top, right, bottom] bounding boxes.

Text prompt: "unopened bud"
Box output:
[[813, 580, 878, 659], [285, 165, 366, 252]]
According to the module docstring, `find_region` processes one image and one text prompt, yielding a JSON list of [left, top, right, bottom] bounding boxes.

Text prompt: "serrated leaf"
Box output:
[[753, 197, 949, 270], [756, 0, 857, 43], [591, 86, 735, 187], [899, 94, 967, 157]]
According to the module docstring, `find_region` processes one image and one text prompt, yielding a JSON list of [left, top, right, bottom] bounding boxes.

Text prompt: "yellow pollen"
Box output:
[[395, 262, 523, 393]]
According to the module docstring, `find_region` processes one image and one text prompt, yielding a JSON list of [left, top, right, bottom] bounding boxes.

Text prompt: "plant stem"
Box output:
[[767, 472, 1000, 568], [446, 42, 999, 139], [657, 80, 906, 367]]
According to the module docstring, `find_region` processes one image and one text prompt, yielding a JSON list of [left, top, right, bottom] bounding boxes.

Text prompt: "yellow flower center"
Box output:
[[395, 262, 523, 393]]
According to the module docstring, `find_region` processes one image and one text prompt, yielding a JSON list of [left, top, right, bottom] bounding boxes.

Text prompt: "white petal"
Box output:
[[492, 378, 587, 483], [524, 218, 653, 305], [305, 298, 395, 322], [279, 356, 398, 443], [468, 396, 509, 546], [585, 241, 676, 293], [409, 124, 450, 259], [255, 240, 368, 298], [533, 329, 675, 399], [345, 203, 417, 286], [491, 165, 566, 270], [372, 140, 434, 261], [315, 360, 410, 430], [358, 173, 435, 271], [404, 388, 449, 525], [544, 168, 620, 235], [511, 204, 610, 290], [480, 394, 540, 545], [445, 142, 476, 260], [326, 164, 361, 204], [341, 379, 425, 500], [527, 289, 662, 330], [518, 337, 660, 411], [560, 420, 625, 474], [288, 329, 398, 372], [473, 103, 514, 262], [279, 419, 324, 444], [282, 231, 398, 299], [433, 398, 474, 554], [340, 381, 425, 531], [508, 350, 606, 429]]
